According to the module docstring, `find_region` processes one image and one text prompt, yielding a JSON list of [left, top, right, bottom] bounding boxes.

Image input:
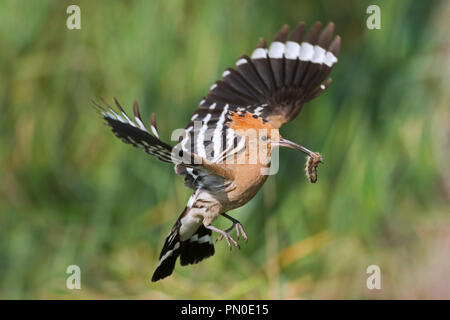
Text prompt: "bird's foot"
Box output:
[[206, 225, 240, 250], [217, 221, 248, 244], [217, 213, 248, 243]]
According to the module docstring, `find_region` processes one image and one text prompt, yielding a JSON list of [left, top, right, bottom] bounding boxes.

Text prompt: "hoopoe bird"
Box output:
[[94, 21, 340, 281]]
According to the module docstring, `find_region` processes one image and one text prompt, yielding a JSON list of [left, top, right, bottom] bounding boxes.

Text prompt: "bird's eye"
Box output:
[[260, 135, 268, 141]]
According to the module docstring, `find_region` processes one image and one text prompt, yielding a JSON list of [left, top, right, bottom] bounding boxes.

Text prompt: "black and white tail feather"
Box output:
[[151, 207, 215, 282]]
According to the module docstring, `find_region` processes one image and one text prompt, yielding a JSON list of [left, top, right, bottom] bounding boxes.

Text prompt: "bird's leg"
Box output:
[[206, 225, 240, 250], [217, 213, 248, 243]]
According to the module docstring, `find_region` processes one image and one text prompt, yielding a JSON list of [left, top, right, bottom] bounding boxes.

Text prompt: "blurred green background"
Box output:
[[0, 0, 449, 299]]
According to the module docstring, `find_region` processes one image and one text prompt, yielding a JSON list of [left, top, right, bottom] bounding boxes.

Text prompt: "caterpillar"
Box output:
[[305, 152, 323, 183]]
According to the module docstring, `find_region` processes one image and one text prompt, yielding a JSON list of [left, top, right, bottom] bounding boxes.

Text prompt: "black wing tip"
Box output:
[[329, 35, 341, 56], [132, 100, 142, 119], [99, 96, 112, 109], [318, 22, 336, 48], [256, 37, 267, 48], [325, 21, 335, 31], [274, 24, 289, 42], [290, 21, 306, 42], [113, 97, 126, 113], [304, 21, 323, 44], [90, 98, 106, 114]]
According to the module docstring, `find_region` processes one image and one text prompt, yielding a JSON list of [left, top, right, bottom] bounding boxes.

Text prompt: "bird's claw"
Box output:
[[216, 231, 240, 250], [216, 221, 248, 248]]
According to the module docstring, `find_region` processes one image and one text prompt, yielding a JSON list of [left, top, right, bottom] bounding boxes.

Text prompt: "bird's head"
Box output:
[[227, 111, 278, 158], [226, 110, 322, 163]]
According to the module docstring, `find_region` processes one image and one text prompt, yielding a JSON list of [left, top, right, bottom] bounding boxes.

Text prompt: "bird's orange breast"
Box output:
[[227, 111, 274, 132], [214, 111, 275, 211]]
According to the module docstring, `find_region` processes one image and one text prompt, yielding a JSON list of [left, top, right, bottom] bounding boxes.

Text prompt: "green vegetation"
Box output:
[[0, 0, 448, 299]]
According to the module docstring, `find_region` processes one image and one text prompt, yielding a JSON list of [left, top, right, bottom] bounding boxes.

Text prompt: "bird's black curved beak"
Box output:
[[273, 137, 320, 159]]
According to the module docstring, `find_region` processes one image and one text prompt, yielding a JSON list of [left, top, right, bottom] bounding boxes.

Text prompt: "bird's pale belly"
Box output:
[[199, 143, 272, 225], [197, 163, 269, 226], [217, 163, 269, 212]]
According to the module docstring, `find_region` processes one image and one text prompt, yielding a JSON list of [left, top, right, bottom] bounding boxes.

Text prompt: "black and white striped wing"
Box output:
[[95, 98, 174, 164], [191, 21, 341, 128], [172, 104, 241, 191], [179, 102, 246, 165], [96, 99, 233, 188]]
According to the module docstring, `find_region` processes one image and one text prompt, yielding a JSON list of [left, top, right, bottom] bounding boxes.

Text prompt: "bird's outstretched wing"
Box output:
[[187, 21, 341, 129], [94, 98, 175, 163], [95, 98, 233, 183]]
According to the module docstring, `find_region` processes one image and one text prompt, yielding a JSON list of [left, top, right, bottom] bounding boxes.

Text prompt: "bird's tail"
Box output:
[[151, 207, 215, 282]]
